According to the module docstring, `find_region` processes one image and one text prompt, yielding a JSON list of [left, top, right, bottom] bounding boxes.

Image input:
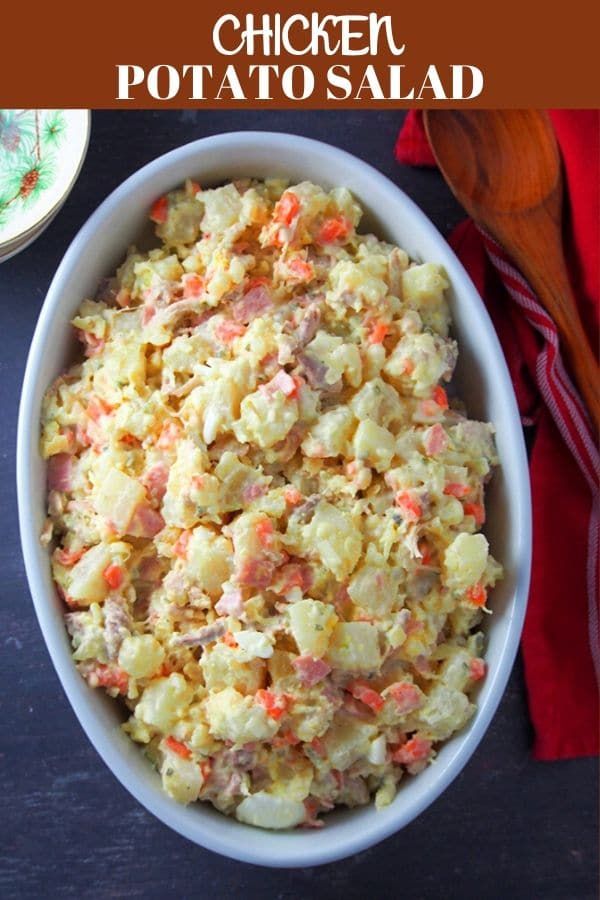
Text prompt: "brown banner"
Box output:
[[2, 0, 598, 108]]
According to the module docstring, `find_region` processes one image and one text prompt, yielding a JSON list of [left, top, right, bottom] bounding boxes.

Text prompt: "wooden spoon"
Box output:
[[423, 109, 599, 432]]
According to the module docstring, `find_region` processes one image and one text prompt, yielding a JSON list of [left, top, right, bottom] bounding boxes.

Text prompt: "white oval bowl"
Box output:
[[17, 132, 531, 868]]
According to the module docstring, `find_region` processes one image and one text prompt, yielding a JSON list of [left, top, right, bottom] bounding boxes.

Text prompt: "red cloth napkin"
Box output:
[[395, 111, 599, 760]]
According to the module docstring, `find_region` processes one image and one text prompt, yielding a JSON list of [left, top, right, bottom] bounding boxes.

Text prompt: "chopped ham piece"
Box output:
[[297, 352, 341, 393], [386, 682, 422, 714], [142, 305, 156, 325], [292, 655, 331, 686], [273, 561, 313, 595], [263, 370, 297, 397], [215, 588, 244, 617], [128, 504, 165, 538], [241, 481, 268, 503], [236, 557, 275, 590], [77, 330, 105, 357], [423, 423, 448, 456], [47, 454, 73, 492], [142, 462, 169, 502], [172, 620, 227, 647], [214, 319, 246, 344], [231, 284, 271, 324], [138, 555, 162, 583], [295, 306, 321, 346]]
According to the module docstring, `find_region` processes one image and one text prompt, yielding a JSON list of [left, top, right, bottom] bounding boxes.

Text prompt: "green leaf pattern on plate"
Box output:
[[0, 110, 66, 228]]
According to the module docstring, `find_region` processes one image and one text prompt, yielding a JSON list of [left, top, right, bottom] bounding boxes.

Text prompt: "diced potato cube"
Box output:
[[68, 542, 128, 605], [402, 262, 449, 303], [205, 687, 277, 744], [305, 331, 362, 387], [201, 643, 265, 695], [443, 533, 489, 592], [235, 792, 305, 829], [304, 501, 361, 580], [93, 468, 146, 533], [235, 630, 274, 660], [104, 338, 146, 390], [160, 750, 203, 805], [185, 525, 233, 597], [322, 719, 376, 770], [438, 648, 473, 692], [118, 635, 165, 679], [401, 263, 450, 336], [267, 756, 314, 802], [301, 407, 356, 458], [134, 674, 193, 732], [326, 622, 381, 672], [349, 378, 404, 429], [233, 388, 298, 450], [288, 600, 338, 658], [416, 684, 474, 741], [162, 441, 210, 528], [352, 420, 396, 472], [347, 565, 397, 615], [201, 184, 243, 234]]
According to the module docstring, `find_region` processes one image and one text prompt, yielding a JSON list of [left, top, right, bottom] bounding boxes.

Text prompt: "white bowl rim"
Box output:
[[17, 130, 532, 868]]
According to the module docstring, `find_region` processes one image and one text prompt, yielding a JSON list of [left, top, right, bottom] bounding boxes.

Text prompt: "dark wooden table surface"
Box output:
[[0, 111, 597, 900]]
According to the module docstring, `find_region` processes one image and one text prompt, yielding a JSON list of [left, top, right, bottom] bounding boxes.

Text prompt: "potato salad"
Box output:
[[41, 177, 502, 830]]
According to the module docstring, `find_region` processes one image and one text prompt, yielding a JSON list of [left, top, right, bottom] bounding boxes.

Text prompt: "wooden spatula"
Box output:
[[423, 109, 599, 432]]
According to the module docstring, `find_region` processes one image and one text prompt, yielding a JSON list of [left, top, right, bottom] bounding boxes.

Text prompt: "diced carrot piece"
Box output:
[[274, 191, 300, 226], [432, 385, 449, 409], [368, 320, 391, 345], [284, 486, 303, 506], [417, 539, 432, 567], [463, 502, 485, 526], [222, 631, 238, 648], [86, 397, 112, 422], [347, 680, 384, 713], [95, 665, 129, 694], [444, 482, 471, 498], [255, 518, 274, 548], [199, 759, 212, 781], [183, 274, 205, 298], [469, 658, 487, 681], [392, 736, 431, 765], [102, 563, 124, 590], [120, 433, 140, 447], [394, 491, 422, 523], [310, 736, 326, 757], [318, 215, 351, 244], [466, 583, 488, 607], [272, 729, 301, 747], [164, 736, 192, 759], [288, 258, 313, 281], [150, 195, 169, 224], [55, 547, 87, 567], [255, 689, 292, 720], [156, 421, 181, 449]]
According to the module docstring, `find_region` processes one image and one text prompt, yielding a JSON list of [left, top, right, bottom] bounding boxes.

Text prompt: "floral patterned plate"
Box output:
[[0, 110, 90, 255]]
